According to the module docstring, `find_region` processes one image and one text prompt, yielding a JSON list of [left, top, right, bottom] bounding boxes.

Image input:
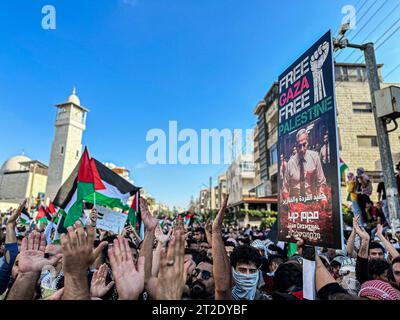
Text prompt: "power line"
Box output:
[[350, 0, 389, 42], [335, 0, 371, 59], [352, 16, 400, 63], [376, 22, 400, 51], [343, 0, 389, 61], [334, 0, 364, 37], [359, 1, 400, 44], [384, 62, 400, 79]]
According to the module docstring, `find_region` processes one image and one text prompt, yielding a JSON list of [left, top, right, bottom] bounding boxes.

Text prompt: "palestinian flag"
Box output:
[[20, 209, 31, 226], [53, 147, 140, 230], [36, 205, 49, 225], [46, 201, 56, 215], [340, 158, 348, 176], [128, 192, 140, 229]]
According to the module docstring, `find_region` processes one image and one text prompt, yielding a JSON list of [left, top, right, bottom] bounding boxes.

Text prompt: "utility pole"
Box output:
[[363, 43, 400, 232], [335, 36, 400, 232]]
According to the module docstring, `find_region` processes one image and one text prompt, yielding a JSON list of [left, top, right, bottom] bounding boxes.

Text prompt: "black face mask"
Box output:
[[190, 280, 208, 299]]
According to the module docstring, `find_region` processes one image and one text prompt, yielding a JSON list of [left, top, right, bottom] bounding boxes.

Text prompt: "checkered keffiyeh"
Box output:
[[359, 280, 400, 300]]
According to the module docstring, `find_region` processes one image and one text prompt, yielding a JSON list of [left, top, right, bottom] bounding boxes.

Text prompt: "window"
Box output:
[[241, 161, 255, 172], [60, 146, 64, 155], [76, 150, 80, 158], [270, 144, 278, 165], [357, 136, 378, 147], [335, 66, 367, 82], [353, 102, 372, 113]]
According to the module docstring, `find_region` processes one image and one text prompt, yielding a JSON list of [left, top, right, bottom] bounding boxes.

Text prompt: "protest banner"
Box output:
[[277, 30, 343, 249], [96, 205, 128, 234]]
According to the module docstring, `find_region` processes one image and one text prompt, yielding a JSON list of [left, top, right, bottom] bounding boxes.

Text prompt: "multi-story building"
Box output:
[[103, 162, 134, 185], [253, 62, 400, 204], [252, 83, 279, 211], [199, 189, 209, 214], [225, 153, 258, 212], [217, 174, 227, 209]]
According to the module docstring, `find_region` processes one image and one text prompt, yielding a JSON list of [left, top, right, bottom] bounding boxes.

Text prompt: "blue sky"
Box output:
[[1, 0, 400, 208]]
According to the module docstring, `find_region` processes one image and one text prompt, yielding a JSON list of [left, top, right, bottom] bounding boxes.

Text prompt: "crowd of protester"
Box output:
[[0, 192, 399, 301]]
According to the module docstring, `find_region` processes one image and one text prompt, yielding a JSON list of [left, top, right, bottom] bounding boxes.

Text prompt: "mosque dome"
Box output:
[[67, 87, 81, 105], [0, 155, 32, 173]]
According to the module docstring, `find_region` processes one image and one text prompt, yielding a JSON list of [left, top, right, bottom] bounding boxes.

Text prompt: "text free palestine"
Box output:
[[278, 96, 333, 136]]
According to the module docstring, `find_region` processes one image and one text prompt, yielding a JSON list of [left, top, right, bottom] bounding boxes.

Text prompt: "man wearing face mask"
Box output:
[[229, 245, 270, 300]]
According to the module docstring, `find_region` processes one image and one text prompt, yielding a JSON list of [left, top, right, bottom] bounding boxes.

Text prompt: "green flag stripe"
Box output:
[[64, 181, 94, 228]]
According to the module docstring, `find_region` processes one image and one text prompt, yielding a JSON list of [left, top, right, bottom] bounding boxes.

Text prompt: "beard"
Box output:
[[190, 280, 208, 299]]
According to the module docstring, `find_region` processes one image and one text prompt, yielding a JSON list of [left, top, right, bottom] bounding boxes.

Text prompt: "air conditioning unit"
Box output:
[[375, 86, 400, 119]]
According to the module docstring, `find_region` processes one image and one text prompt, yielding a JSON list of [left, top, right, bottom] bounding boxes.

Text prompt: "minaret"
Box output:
[[46, 87, 88, 200]]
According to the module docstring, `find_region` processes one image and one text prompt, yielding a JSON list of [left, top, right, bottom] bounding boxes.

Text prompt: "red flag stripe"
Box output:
[[77, 147, 94, 183], [90, 158, 106, 191]]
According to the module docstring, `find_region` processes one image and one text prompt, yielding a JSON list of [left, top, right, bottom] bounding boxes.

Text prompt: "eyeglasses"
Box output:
[[192, 268, 212, 280]]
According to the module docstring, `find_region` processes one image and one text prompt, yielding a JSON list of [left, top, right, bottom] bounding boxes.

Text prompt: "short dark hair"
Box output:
[[193, 227, 205, 235], [369, 241, 385, 254], [272, 262, 303, 293], [197, 256, 213, 265], [330, 260, 341, 269], [392, 256, 400, 265], [230, 245, 262, 269], [224, 240, 236, 247], [368, 259, 390, 278], [388, 256, 400, 283], [267, 255, 284, 268]]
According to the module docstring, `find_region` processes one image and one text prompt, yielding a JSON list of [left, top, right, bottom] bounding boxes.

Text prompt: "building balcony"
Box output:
[[269, 163, 278, 177], [267, 127, 278, 149]]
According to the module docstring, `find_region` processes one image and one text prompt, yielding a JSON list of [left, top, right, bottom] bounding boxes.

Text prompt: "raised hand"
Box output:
[[311, 41, 329, 71], [155, 225, 172, 245], [156, 229, 188, 300], [18, 232, 62, 274], [376, 224, 383, 239], [352, 215, 360, 229], [140, 198, 158, 231], [353, 221, 370, 240], [90, 263, 115, 298], [108, 235, 145, 300], [61, 221, 108, 274], [310, 41, 329, 103], [8, 199, 27, 226], [212, 195, 229, 234]]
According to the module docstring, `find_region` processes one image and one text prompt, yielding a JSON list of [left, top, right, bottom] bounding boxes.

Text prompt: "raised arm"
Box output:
[[153, 226, 171, 277], [139, 198, 158, 286], [61, 221, 107, 300], [7, 232, 62, 300], [353, 223, 370, 284], [346, 216, 359, 258], [212, 195, 232, 300], [376, 224, 400, 260], [315, 252, 337, 293], [6, 200, 26, 244]]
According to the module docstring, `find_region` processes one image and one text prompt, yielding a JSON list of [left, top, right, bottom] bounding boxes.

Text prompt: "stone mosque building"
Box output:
[[0, 88, 88, 211]]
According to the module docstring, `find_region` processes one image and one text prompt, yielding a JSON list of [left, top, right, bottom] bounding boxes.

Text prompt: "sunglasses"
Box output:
[[192, 268, 212, 280]]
